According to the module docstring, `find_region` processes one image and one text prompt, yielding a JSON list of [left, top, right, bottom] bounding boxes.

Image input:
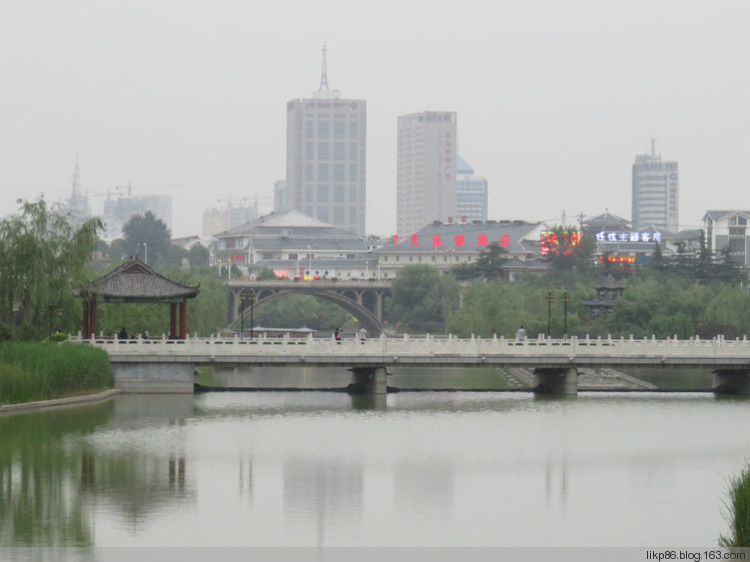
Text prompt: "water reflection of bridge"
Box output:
[[227, 279, 392, 335]]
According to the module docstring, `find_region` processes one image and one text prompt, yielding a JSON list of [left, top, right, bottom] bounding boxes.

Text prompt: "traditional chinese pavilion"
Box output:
[[75, 257, 200, 339], [581, 274, 626, 318]]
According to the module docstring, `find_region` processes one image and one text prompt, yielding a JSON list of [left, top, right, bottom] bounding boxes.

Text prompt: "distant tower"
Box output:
[[455, 155, 488, 223], [397, 111, 457, 236], [319, 44, 329, 91], [631, 139, 679, 232], [284, 46, 367, 235], [67, 156, 91, 218]]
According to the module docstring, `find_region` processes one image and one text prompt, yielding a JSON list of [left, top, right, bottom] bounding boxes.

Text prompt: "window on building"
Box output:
[[334, 143, 345, 161], [318, 121, 329, 139], [334, 121, 345, 139], [318, 142, 329, 160]]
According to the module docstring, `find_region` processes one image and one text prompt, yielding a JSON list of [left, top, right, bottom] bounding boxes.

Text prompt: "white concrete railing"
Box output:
[[68, 333, 750, 360]]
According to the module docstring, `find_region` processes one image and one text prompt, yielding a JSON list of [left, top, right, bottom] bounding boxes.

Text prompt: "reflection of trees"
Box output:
[[0, 399, 195, 547], [283, 459, 364, 546], [0, 402, 113, 547]]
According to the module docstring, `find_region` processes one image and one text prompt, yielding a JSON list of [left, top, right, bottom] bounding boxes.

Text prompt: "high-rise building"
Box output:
[[284, 46, 367, 235], [397, 111, 457, 236], [631, 140, 679, 232], [455, 155, 488, 223]]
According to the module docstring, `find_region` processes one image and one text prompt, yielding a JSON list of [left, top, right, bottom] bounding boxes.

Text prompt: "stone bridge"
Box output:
[[226, 279, 392, 335]]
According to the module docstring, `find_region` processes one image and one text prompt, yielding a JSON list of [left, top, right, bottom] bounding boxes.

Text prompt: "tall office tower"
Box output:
[[455, 155, 488, 223], [285, 46, 367, 235], [631, 140, 679, 232], [397, 111, 457, 236]]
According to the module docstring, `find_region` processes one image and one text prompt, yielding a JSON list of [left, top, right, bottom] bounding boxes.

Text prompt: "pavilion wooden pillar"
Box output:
[[82, 300, 90, 339], [82, 298, 97, 339], [179, 300, 187, 339], [169, 303, 177, 339]]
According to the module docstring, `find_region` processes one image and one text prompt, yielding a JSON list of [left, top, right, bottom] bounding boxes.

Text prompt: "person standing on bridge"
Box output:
[[358, 326, 367, 344], [516, 325, 526, 342], [334, 328, 342, 344]]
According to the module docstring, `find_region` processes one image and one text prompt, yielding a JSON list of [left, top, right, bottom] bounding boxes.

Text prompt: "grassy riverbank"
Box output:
[[0, 342, 113, 405], [720, 463, 750, 547]]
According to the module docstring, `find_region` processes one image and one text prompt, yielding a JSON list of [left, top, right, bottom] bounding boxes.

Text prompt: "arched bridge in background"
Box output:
[[226, 279, 392, 335]]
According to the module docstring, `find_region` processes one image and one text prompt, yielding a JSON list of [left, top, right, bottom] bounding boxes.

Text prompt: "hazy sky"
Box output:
[[1, 0, 748, 238]]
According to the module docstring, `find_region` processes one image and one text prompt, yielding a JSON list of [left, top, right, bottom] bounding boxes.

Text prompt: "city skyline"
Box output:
[[1, 1, 748, 238]]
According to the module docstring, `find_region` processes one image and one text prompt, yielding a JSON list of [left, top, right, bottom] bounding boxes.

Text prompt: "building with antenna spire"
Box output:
[[283, 45, 367, 236], [631, 139, 679, 232]]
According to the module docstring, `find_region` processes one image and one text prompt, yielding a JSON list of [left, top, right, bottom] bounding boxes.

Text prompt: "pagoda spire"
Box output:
[[319, 44, 329, 91]]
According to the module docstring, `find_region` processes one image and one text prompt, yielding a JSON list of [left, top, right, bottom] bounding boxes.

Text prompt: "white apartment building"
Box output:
[[284, 47, 367, 236], [631, 140, 679, 232], [397, 111, 457, 237]]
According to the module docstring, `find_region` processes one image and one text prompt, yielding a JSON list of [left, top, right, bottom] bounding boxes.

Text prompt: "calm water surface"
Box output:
[[1, 390, 749, 548]]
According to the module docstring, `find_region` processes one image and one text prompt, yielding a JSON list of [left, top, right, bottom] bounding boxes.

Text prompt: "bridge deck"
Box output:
[[72, 334, 750, 370]]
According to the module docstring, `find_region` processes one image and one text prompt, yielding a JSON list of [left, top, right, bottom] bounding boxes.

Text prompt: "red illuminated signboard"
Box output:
[[393, 234, 510, 247], [540, 232, 581, 256]]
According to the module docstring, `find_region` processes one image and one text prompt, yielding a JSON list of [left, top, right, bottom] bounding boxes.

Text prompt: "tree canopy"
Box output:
[[0, 198, 100, 340]]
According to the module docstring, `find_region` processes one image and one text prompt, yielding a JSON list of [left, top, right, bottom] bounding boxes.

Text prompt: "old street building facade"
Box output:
[[210, 210, 376, 280], [375, 220, 547, 279]]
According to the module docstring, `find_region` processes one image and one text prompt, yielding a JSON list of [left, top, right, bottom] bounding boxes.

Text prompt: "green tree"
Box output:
[[121, 211, 172, 266], [543, 225, 595, 271], [452, 242, 510, 281], [0, 198, 100, 339], [386, 264, 460, 333], [252, 294, 351, 332], [188, 244, 210, 267]]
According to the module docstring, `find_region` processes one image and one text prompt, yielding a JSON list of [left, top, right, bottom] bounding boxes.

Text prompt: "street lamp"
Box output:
[[307, 246, 312, 280], [561, 291, 571, 339], [239, 291, 248, 339], [248, 289, 257, 340], [546, 291, 555, 338]]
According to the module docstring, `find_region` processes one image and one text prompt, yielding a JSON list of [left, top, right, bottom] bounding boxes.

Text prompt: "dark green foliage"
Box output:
[[720, 463, 750, 547], [386, 264, 460, 333], [0, 197, 100, 340], [121, 211, 172, 266], [0, 342, 113, 404], [252, 294, 352, 332], [452, 242, 510, 281]]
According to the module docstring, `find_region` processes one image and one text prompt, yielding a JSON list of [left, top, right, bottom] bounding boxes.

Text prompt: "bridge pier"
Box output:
[[533, 367, 578, 395], [348, 367, 388, 395], [712, 369, 750, 395], [112, 362, 195, 394]]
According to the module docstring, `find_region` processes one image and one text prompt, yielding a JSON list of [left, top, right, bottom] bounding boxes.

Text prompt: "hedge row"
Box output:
[[0, 342, 113, 405]]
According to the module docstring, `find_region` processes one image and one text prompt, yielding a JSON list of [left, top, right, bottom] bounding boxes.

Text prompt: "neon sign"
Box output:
[[540, 232, 581, 256], [393, 233, 510, 247], [596, 231, 661, 243]]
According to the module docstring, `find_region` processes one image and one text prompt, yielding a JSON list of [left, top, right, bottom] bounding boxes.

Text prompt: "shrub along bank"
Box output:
[[720, 463, 750, 547], [0, 342, 113, 405]]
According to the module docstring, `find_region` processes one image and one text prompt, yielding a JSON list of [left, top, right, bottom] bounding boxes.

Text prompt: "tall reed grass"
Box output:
[[0, 342, 113, 405], [720, 463, 750, 547]]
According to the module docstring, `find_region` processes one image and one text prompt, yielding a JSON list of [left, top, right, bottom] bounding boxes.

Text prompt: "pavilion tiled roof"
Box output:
[[76, 258, 199, 301]]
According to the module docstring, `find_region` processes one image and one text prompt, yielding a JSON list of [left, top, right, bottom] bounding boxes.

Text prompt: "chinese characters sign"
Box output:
[[596, 231, 662, 243], [392, 233, 510, 247]]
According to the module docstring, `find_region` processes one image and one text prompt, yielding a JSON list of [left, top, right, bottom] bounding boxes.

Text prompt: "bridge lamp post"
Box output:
[[248, 289, 257, 340], [562, 291, 570, 339], [239, 291, 248, 339], [546, 291, 555, 338]]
